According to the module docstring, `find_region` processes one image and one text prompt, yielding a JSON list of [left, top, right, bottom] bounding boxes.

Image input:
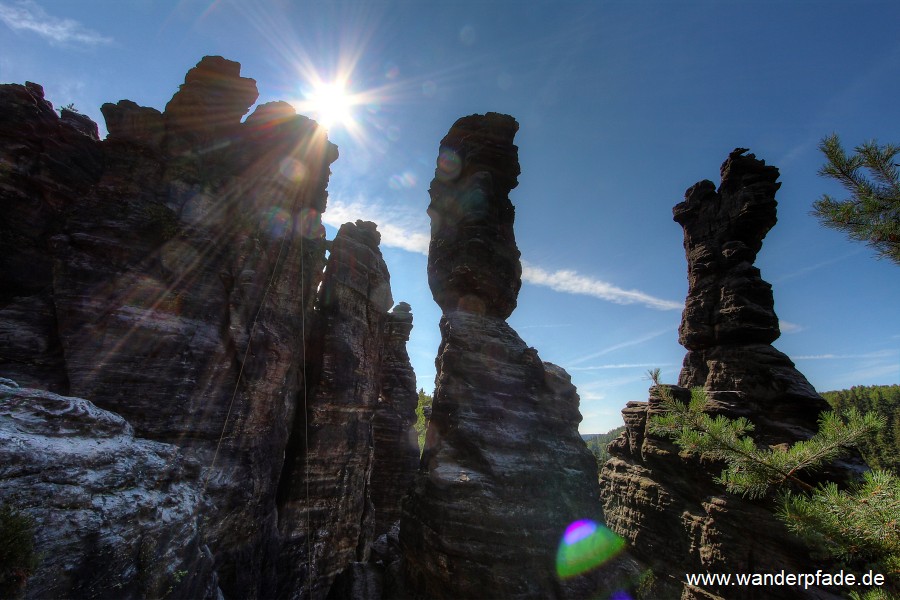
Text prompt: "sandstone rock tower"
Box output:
[[1, 57, 420, 599], [400, 113, 602, 599], [599, 149, 843, 600]]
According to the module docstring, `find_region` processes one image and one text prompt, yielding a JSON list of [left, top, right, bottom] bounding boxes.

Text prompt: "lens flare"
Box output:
[[436, 147, 461, 181], [556, 519, 625, 579], [388, 171, 417, 190], [260, 208, 291, 239], [279, 157, 308, 182]]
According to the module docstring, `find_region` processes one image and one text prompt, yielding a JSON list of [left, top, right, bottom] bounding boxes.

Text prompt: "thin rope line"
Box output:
[[203, 224, 291, 493], [300, 216, 312, 598]]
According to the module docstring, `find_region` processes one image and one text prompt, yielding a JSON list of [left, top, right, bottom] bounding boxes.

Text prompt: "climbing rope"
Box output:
[[300, 205, 313, 598], [203, 211, 292, 492]]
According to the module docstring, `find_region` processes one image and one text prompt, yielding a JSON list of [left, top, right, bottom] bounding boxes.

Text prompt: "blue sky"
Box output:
[[3, 0, 898, 434]]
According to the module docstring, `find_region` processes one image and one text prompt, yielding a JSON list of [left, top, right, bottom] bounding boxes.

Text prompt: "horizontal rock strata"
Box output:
[[600, 149, 848, 600], [1, 57, 420, 599], [426, 112, 522, 318], [275, 220, 393, 600], [370, 302, 420, 538], [401, 114, 603, 599]]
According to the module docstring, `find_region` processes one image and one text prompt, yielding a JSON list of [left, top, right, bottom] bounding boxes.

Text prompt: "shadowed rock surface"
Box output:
[[401, 114, 604, 599], [275, 220, 393, 599], [599, 149, 845, 600], [0, 378, 220, 600], [426, 112, 522, 318], [370, 302, 420, 538], [0, 58, 421, 600]]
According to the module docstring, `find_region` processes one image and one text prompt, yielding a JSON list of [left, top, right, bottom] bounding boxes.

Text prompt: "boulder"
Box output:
[[0, 379, 220, 599]]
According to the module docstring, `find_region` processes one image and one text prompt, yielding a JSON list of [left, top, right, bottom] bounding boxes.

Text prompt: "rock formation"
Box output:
[[275, 220, 393, 599], [370, 302, 420, 538], [674, 149, 831, 434], [426, 113, 522, 318], [0, 378, 220, 599], [599, 149, 844, 599], [400, 113, 604, 599], [0, 57, 419, 599]]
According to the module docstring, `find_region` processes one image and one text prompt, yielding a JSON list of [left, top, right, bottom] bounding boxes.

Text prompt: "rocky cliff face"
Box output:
[[0, 378, 220, 599], [400, 113, 604, 599], [275, 220, 393, 599], [370, 302, 420, 538], [599, 149, 843, 600], [0, 57, 418, 600]]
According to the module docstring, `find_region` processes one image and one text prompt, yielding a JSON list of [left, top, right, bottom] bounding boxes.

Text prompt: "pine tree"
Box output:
[[822, 385, 900, 473], [649, 387, 898, 597], [813, 134, 900, 265]]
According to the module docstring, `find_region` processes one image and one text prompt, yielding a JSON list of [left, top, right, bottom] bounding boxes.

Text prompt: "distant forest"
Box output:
[[822, 384, 900, 474], [582, 427, 626, 474]]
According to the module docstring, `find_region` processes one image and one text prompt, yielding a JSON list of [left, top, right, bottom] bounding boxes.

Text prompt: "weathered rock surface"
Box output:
[[599, 149, 845, 599], [401, 114, 604, 599], [370, 302, 420, 538], [0, 81, 103, 393], [0, 57, 421, 600], [426, 112, 522, 318], [275, 220, 393, 599], [673, 149, 831, 435], [0, 378, 220, 599]]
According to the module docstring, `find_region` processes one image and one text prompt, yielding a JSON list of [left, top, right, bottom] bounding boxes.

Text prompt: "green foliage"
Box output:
[[822, 385, 900, 473], [583, 427, 626, 474], [0, 504, 39, 597], [649, 386, 882, 498], [644, 368, 662, 386], [780, 470, 900, 575], [634, 567, 659, 599], [414, 388, 432, 454], [58, 102, 79, 114], [813, 134, 900, 265], [649, 387, 899, 594]]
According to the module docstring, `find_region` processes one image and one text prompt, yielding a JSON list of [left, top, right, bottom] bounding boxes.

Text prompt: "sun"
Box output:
[[305, 80, 356, 130]]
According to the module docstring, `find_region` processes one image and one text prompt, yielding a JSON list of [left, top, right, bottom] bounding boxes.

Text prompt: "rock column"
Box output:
[[0, 57, 338, 598], [370, 302, 420, 538], [275, 220, 393, 599], [400, 113, 602, 599], [599, 149, 847, 600]]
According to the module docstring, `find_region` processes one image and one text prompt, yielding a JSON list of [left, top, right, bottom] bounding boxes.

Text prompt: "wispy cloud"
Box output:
[[568, 326, 676, 366], [517, 323, 574, 330], [774, 249, 863, 283], [779, 320, 804, 334], [323, 196, 430, 255], [794, 350, 896, 360], [0, 1, 112, 46], [324, 196, 683, 311], [521, 262, 682, 311], [569, 362, 675, 372], [837, 363, 899, 383]]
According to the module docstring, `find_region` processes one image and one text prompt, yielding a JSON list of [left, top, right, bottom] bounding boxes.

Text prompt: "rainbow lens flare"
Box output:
[[556, 519, 625, 579]]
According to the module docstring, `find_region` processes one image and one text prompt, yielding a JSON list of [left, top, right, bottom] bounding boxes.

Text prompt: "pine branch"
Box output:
[[813, 134, 900, 265], [649, 387, 882, 498]]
